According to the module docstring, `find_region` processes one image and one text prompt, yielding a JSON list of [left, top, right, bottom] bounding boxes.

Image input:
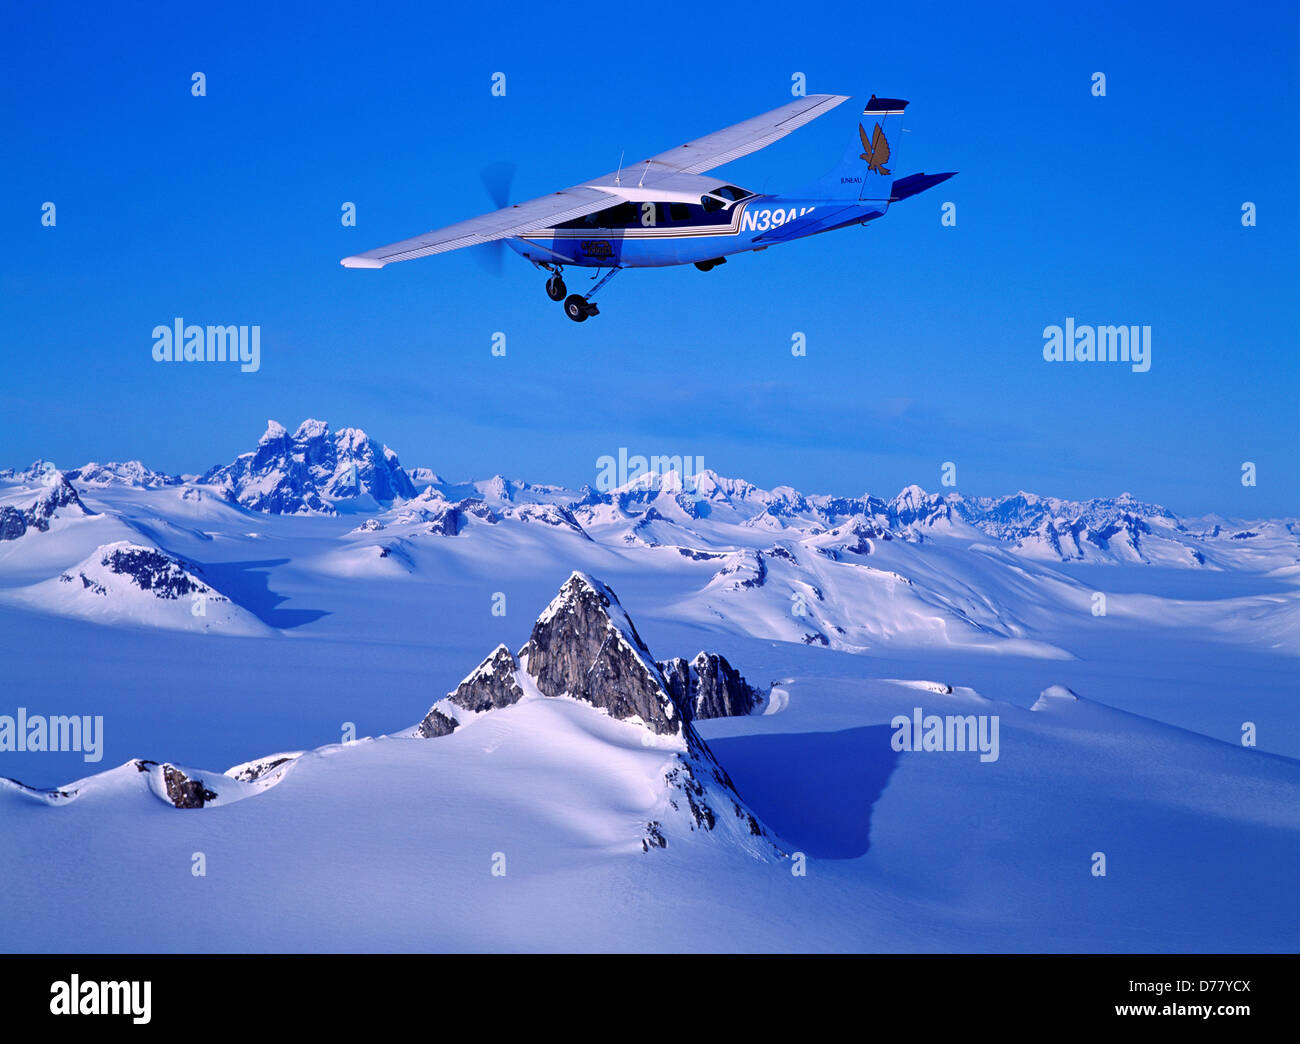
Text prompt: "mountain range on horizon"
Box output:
[[1, 415, 1296, 663], [2, 417, 1292, 548], [1, 418, 1297, 953]]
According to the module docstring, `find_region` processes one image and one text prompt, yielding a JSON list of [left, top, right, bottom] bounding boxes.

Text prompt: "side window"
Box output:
[[641, 202, 669, 227], [584, 203, 637, 227], [669, 202, 689, 222]]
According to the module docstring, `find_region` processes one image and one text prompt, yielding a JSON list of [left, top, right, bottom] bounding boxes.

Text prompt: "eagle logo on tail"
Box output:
[[859, 122, 891, 175]]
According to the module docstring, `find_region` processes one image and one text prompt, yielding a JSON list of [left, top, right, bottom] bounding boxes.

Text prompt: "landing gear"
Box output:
[[564, 294, 598, 322], [695, 257, 727, 272], [561, 266, 621, 322], [540, 263, 567, 302]]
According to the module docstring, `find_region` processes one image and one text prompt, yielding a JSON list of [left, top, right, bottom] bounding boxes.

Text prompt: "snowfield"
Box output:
[[0, 422, 1296, 952]]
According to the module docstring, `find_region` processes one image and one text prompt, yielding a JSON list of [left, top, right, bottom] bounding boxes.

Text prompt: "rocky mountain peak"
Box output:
[[889, 484, 958, 527], [659, 651, 766, 722], [200, 418, 416, 514], [414, 574, 773, 851], [0, 473, 94, 541], [294, 418, 330, 442], [519, 572, 680, 736], [417, 643, 526, 738]]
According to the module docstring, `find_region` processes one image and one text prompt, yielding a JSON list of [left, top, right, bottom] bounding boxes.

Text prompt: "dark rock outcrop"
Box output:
[[161, 764, 218, 809], [425, 503, 463, 536], [659, 652, 764, 722], [0, 507, 26, 541], [7, 474, 94, 536], [228, 756, 295, 783], [642, 821, 667, 851], [416, 707, 459, 738], [100, 546, 203, 599], [519, 574, 680, 736], [446, 644, 524, 713], [417, 645, 527, 737]]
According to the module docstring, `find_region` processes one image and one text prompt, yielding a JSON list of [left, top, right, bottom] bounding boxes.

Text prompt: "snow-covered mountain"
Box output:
[[3, 668, 1296, 952], [13, 425, 1291, 570], [2, 438, 1296, 659], [198, 419, 417, 514], [3, 573, 775, 864], [0, 435, 1297, 953], [64, 461, 182, 489], [418, 572, 772, 852], [0, 473, 93, 541], [3, 540, 268, 634], [566, 469, 1292, 569]]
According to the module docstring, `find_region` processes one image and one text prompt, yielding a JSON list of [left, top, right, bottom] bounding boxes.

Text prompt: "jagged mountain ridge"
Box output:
[[417, 573, 772, 850], [7, 419, 1287, 567], [3, 436, 1295, 660], [198, 419, 416, 514], [3, 572, 775, 858], [0, 474, 93, 541]]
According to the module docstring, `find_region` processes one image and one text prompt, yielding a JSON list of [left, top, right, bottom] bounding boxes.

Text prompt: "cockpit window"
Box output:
[[701, 185, 752, 212], [714, 185, 751, 201]]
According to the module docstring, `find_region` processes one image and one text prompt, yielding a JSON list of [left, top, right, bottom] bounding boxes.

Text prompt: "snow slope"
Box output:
[[1, 673, 1295, 952], [0, 440, 1296, 952]]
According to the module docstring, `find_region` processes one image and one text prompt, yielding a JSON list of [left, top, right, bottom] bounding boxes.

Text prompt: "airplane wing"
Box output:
[[610, 93, 850, 182], [341, 187, 612, 268], [341, 93, 850, 269]]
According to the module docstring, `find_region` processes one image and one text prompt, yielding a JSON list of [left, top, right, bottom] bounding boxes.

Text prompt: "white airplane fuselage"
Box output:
[[506, 194, 888, 269]]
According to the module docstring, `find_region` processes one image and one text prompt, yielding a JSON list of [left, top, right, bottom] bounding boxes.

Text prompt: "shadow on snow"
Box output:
[[709, 725, 900, 859], [198, 559, 329, 629]]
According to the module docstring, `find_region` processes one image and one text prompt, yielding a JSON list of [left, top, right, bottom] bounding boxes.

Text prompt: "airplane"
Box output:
[[341, 93, 956, 322]]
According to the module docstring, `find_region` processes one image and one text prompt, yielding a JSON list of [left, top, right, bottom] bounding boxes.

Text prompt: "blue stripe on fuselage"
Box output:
[[509, 196, 887, 268]]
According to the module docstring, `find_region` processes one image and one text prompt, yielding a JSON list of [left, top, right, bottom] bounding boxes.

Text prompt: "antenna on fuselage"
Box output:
[[614, 150, 625, 186], [637, 160, 652, 188]]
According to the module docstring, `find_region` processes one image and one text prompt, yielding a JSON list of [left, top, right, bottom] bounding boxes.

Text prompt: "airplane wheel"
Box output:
[[546, 275, 567, 301], [694, 260, 714, 272], [563, 294, 590, 322]]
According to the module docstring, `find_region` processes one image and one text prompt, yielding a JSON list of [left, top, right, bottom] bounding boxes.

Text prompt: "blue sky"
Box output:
[[3, 0, 1297, 516]]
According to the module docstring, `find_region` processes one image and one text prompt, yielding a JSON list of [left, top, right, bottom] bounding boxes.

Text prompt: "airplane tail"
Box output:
[[797, 95, 910, 202]]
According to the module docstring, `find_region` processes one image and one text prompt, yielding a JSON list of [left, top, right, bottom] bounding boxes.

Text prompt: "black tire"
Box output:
[[563, 294, 589, 322], [694, 260, 714, 272], [546, 276, 567, 301]]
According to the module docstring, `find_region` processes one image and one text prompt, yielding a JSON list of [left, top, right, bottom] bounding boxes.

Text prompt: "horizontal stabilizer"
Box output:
[[889, 171, 958, 202]]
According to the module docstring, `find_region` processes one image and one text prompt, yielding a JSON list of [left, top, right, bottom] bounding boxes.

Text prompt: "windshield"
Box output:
[[701, 185, 753, 212], [713, 185, 751, 201]]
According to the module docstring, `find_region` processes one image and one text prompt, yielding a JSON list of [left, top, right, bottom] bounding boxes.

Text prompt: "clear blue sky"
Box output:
[[3, 0, 1297, 516]]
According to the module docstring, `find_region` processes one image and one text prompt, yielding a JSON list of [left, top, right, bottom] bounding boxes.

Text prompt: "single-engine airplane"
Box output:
[[341, 93, 955, 322]]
